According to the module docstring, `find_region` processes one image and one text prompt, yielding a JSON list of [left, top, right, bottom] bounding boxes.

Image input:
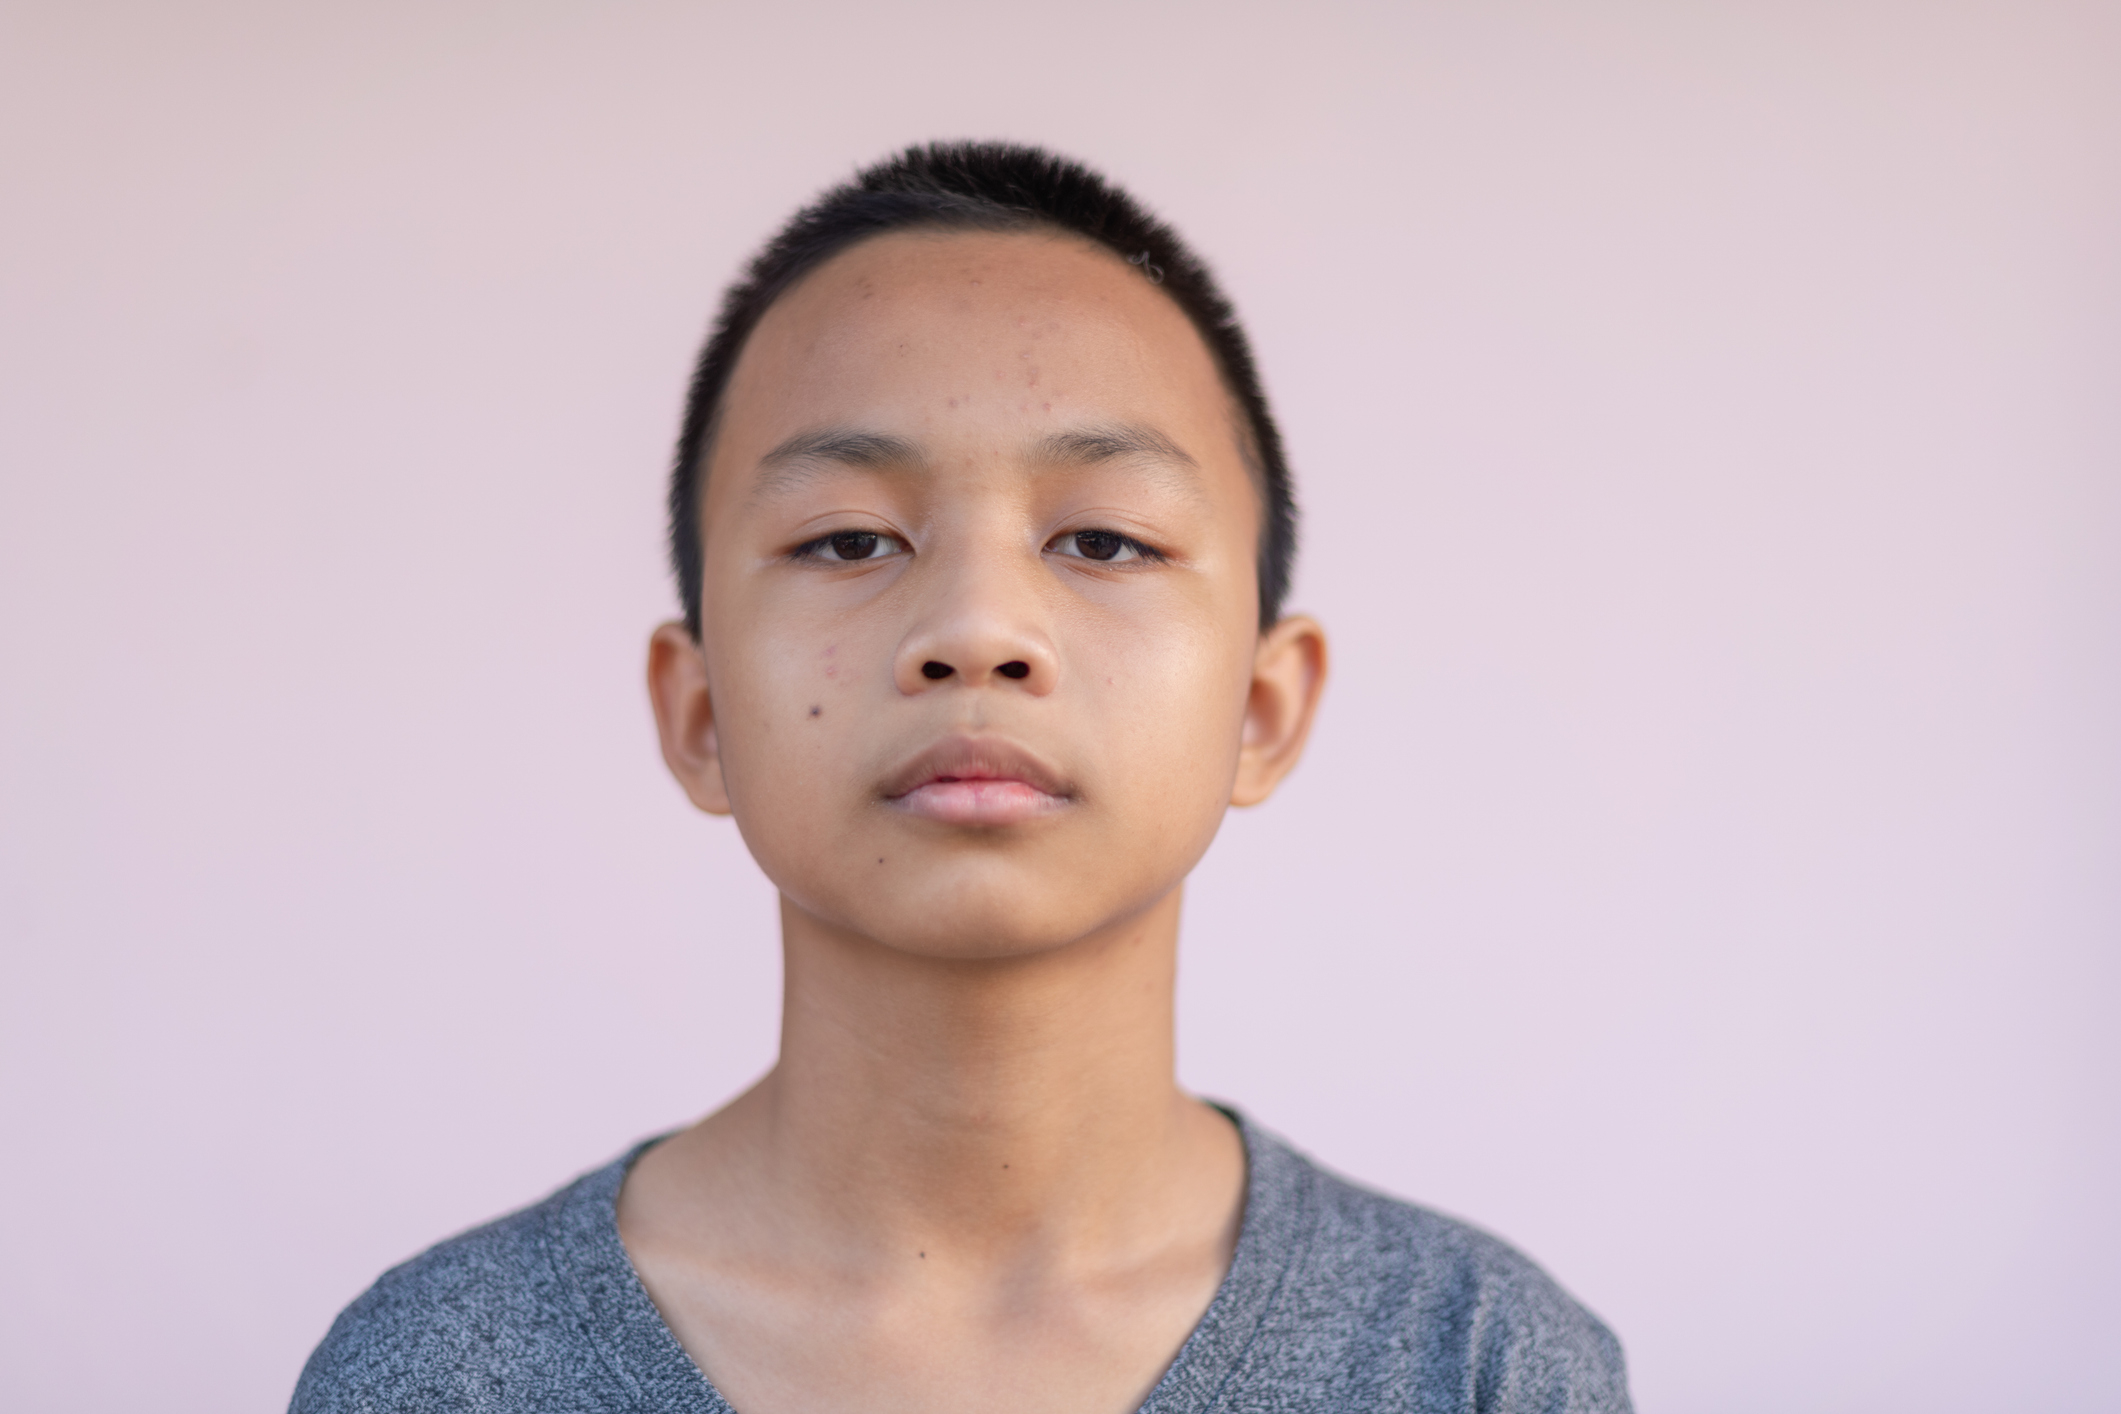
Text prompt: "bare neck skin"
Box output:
[[619, 890, 1245, 1414], [762, 887, 1227, 1249]]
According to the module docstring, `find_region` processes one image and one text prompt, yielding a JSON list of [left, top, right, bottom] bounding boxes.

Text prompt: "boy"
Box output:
[[294, 143, 1631, 1413]]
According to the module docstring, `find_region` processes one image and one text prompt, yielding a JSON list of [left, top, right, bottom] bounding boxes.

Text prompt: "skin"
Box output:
[[628, 228, 1328, 1414]]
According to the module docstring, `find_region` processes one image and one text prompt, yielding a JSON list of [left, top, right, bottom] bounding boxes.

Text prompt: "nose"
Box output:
[[892, 551, 1060, 697]]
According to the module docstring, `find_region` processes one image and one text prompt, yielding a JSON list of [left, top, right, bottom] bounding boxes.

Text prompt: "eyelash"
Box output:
[[790, 529, 908, 563], [789, 528, 1166, 565], [1045, 529, 1165, 565]]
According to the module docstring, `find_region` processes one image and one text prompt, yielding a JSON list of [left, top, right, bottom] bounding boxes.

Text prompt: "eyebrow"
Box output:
[[759, 428, 922, 469], [749, 420, 1201, 499], [1030, 423, 1199, 471]]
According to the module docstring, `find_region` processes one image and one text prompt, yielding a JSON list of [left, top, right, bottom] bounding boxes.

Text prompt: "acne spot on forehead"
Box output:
[[710, 229, 1253, 546]]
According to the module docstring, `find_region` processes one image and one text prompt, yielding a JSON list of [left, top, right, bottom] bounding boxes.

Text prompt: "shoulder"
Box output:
[[1242, 1124, 1631, 1413], [289, 1158, 631, 1414]]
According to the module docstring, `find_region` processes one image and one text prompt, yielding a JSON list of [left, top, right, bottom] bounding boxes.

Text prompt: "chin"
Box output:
[[796, 863, 1178, 963], [878, 930, 1080, 963], [877, 894, 1130, 962]]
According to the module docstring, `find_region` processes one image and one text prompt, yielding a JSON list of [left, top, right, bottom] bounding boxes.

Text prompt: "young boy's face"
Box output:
[[650, 229, 1321, 961]]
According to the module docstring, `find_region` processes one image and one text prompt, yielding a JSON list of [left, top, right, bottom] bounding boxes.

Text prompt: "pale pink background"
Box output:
[[3, 3, 2116, 1409]]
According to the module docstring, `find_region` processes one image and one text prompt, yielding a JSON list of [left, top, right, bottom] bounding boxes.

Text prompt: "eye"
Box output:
[[1048, 529, 1154, 563], [798, 530, 906, 562]]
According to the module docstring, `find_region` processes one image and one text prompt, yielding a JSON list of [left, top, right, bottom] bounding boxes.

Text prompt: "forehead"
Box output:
[[712, 228, 1239, 465]]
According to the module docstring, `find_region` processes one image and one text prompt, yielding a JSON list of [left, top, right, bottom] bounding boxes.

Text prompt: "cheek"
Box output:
[[1079, 614, 1252, 798], [705, 609, 857, 812]]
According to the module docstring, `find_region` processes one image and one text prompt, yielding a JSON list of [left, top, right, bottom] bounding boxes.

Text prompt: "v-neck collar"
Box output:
[[536, 1108, 1318, 1414]]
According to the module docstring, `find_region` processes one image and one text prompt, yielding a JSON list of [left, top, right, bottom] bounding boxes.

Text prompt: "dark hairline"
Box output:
[[669, 144, 1298, 639]]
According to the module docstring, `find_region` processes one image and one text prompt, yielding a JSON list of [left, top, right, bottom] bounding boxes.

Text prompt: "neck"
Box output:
[[661, 884, 1234, 1271], [757, 887, 1198, 1251]]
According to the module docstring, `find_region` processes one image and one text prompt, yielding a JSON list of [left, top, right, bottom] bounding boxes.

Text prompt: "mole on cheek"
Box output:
[[809, 705, 821, 718]]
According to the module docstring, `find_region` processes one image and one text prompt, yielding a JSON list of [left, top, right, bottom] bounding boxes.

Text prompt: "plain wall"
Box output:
[[2, 2, 2116, 1409]]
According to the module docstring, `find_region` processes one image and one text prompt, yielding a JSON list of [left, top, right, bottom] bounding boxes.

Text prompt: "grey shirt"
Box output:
[[292, 1111, 1631, 1413]]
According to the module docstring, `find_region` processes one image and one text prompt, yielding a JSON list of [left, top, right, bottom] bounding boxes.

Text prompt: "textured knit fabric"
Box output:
[[292, 1111, 1631, 1413]]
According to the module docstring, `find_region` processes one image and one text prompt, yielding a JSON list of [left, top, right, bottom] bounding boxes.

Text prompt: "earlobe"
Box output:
[[647, 621, 734, 816], [1231, 615, 1328, 808]]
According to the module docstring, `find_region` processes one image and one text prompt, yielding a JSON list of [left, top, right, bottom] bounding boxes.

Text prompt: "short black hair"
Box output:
[[669, 141, 1298, 635]]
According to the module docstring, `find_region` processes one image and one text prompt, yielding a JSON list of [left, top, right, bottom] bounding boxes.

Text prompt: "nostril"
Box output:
[[998, 661, 1030, 680], [922, 661, 954, 680]]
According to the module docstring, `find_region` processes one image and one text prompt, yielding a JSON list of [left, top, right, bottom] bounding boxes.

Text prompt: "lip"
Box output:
[[881, 735, 1074, 827]]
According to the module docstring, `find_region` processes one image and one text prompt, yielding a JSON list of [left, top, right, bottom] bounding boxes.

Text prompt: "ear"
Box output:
[[1231, 614, 1328, 808], [647, 621, 734, 816]]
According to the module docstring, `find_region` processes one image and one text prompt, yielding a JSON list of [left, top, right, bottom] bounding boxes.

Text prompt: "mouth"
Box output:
[[881, 735, 1074, 827]]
